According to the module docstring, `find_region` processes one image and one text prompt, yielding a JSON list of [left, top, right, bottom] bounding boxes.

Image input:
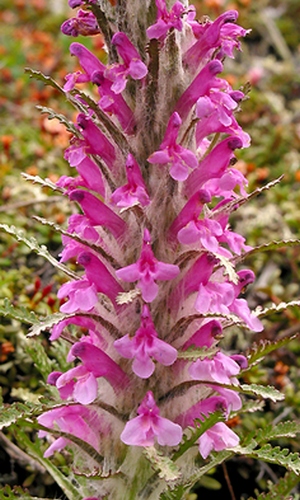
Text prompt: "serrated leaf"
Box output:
[[0, 224, 79, 280], [177, 345, 218, 361], [0, 298, 40, 326], [250, 444, 300, 475], [36, 105, 78, 135], [247, 470, 300, 500], [236, 238, 300, 264], [0, 401, 37, 430], [245, 332, 300, 369], [255, 421, 300, 445], [25, 339, 55, 379], [25, 68, 64, 93], [27, 311, 69, 337], [255, 300, 300, 319], [239, 383, 284, 402], [21, 173, 64, 193], [143, 446, 181, 482]]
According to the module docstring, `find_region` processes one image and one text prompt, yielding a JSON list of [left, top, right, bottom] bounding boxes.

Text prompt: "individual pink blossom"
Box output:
[[58, 155, 105, 197], [146, 0, 185, 41], [105, 32, 148, 94], [38, 405, 101, 458], [47, 366, 98, 404], [76, 113, 116, 168], [120, 391, 182, 446], [175, 60, 224, 121], [61, 10, 100, 37], [114, 305, 177, 378], [199, 422, 239, 458], [182, 319, 223, 350], [63, 42, 105, 91], [189, 351, 243, 385], [111, 154, 150, 208], [116, 229, 180, 302], [69, 190, 127, 240], [147, 112, 198, 181], [57, 279, 99, 314]]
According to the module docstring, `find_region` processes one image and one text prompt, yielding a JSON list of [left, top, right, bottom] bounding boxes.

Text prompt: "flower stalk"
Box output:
[[33, 0, 267, 497]]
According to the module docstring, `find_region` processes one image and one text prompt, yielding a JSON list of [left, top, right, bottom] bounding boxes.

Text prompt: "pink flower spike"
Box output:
[[116, 229, 180, 302], [114, 305, 177, 378], [111, 154, 150, 208], [199, 422, 239, 459], [148, 112, 198, 181], [69, 189, 127, 240], [120, 391, 182, 447], [146, 0, 185, 41]]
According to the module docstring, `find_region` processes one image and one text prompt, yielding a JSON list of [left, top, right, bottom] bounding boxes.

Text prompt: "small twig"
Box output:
[[222, 462, 236, 500]]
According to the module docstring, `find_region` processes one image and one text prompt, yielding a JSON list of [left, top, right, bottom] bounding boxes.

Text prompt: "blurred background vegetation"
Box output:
[[1, 0, 300, 498]]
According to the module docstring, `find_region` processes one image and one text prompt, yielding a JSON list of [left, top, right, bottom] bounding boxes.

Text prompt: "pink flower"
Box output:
[[61, 10, 100, 37], [114, 305, 177, 378], [146, 0, 185, 41], [121, 391, 182, 446], [58, 279, 99, 314], [38, 405, 102, 458], [148, 112, 198, 181], [63, 42, 105, 91], [105, 32, 148, 94], [111, 154, 150, 208], [199, 422, 239, 459], [116, 229, 180, 302]]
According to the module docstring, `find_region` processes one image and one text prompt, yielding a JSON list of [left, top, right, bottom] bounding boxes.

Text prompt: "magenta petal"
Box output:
[[155, 261, 180, 280], [149, 338, 177, 366], [148, 150, 170, 164], [129, 59, 148, 80], [155, 417, 183, 446], [114, 335, 136, 358], [116, 263, 140, 282], [121, 415, 154, 446], [73, 373, 98, 404], [140, 278, 159, 302], [132, 355, 155, 378]]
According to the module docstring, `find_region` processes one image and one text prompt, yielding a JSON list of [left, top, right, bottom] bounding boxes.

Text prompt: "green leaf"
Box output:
[[143, 447, 181, 482], [0, 224, 79, 280], [247, 470, 300, 500], [255, 300, 300, 319], [255, 421, 300, 446], [239, 383, 285, 402], [245, 332, 300, 368], [21, 173, 64, 193], [25, 68, 64, 93], [27, 311, 70, 337], [250, 444, 300, 475], [0, 298, 40, 326], [0, 401, 37, 430], [238, 238, 300, 263], [25, 338, 55, 380], [177, 345, 218, 361], [36, 105, 78, 135]]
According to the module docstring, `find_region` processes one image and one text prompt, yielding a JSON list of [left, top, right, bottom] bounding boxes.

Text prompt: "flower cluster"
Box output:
[[37, 0, 262, 496]]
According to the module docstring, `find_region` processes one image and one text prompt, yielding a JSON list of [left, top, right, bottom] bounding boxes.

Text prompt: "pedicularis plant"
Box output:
[[2, 1, 300, 499]]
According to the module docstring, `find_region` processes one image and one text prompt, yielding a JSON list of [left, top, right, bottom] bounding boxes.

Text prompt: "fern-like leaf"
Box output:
[[0, 224, 79, 280], [0, 298, 40, 326], [255, 300, 300, 319], [254, 421, 300, 445], [239, 383, 284, 402], [247, 470, 300, 500], [250, 444, 300, 475], [245, 332, 300, 369]]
